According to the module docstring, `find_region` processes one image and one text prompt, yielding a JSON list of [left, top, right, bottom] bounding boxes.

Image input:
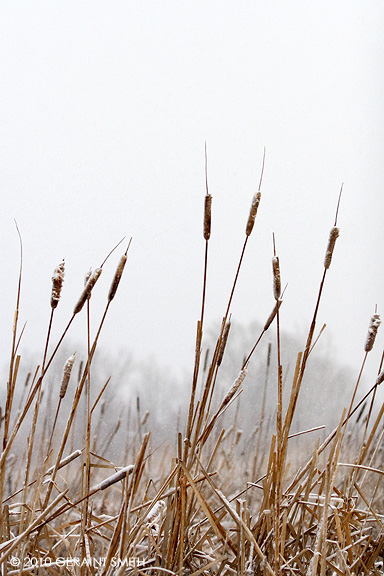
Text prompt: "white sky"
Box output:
[[1, 1, 383, 382]]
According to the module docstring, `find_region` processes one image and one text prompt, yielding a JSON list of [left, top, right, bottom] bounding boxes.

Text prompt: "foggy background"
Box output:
[[1, 1, 383, 390]]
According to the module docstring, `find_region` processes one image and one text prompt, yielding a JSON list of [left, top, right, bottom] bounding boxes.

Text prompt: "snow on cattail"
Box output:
[[204, 194, 212, 240], [376, 371, 384, 386], [245, 192, 261, 236], [59, 353, 76, 399], [145, 500, 166, 524], [324, 226, 340, 270], [73, 267, 102, 314], [217, 320, 231, 366], [264, 299, 282, 331], [50, 259, 65, 309], [365, 313, 381, 352], [272, 255, 281, 300], [220, 368, 247, 411], [108, 251, 128, 302], [97, 465, 134, 491]]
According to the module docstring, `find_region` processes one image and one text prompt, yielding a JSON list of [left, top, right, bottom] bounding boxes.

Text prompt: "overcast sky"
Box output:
[[1, 1, 383, 384]]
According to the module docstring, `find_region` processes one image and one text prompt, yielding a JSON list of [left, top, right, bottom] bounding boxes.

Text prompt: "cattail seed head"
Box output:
[[220, 368, 248, 410], [324, 226, 339, 269], [217, 320, 231, 367], [376, 371, 384, 386], [97, 465, 134, 491], [364, 313, 381, 352], [59, 352, 76, 399], [204, 194, 212, 240], [51, 259, 65, 309], [108, 254, 128, 302], [264, 299, 282, 331], [246, 192, 261, 236], [272, 255, 281, 300], [73, 267, 102, 314]]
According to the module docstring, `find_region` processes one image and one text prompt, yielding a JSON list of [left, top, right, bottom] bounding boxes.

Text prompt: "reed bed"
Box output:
[[0, 164, 383, 575]]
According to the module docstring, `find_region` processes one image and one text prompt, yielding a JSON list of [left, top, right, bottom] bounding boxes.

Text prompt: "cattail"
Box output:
[[245, 192, 261, 236], [45, 449, 82, 476], [50, 259, 65, 309], [108, 251, 128, 302], [145, 500, 166, 523], [84, 268, 92, 300], [59, 352, 76, 399], [376, 371, 384, 386], [324, 226, 340, 269], [203, 194, 212, 240], [217, 320, 231, 366], [97, 465, 134, 491], [73, 267, 102, 314], [272, 255, 281, 300], [264, 299, 282, 331], [364, 313, 381, 352], [220, 368, 247, 411]]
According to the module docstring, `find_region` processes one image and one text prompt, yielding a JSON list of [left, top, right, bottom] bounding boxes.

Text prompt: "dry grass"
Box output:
[[0, 168, 383, 575]]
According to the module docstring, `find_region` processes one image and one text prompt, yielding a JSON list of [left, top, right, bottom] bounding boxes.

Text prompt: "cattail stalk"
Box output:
[[50, 259, 65, 309], [324, 226, 340, 269], [364, 313, 381, 352]]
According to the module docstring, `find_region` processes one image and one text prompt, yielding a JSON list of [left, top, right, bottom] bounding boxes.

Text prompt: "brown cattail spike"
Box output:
[[51, 259, 65, 309], [204, 194, 212, 241], [264, 299, 282, 331], [59, 352, 76, 399], [324, 226, 340, 270], [217, 320, 231, 367], [376, 371, 384, 386], [220, 368, 248, 412], [364, 313, 381, 352], [73, 268, 103, 314], [108, 241, 131, 302], [246, 192, 261, 236], [272, 255, 281, 300]]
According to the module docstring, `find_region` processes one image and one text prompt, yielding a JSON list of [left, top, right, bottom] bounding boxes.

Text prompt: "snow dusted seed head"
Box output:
[[203, 194, 212, 240], [264, 299, 282, 331], [73, 267, 103, 315], [51, 259, 65, 309], [108, 253, 128, 302], [217, 319, 231, 367], [246, 192, 261, 236], [365, 313, 381, 352], [272, 255, 281, 300], [376, 371, 384, 386], [145, 500, 166, 524], [59, 352, 76, 399], [324, 226, 340, 270], [221, 368, 248, 410]]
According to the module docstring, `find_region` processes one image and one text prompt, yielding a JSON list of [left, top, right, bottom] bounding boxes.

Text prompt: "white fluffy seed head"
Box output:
[[59, 353, 76, 399], [272, 255, 281, 300], [73, 267, 103, 314], [324, 227, 340, 269], [51, 259, 65, 309], [365, 313, 381, 352], [246, 192, 261, 236]]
